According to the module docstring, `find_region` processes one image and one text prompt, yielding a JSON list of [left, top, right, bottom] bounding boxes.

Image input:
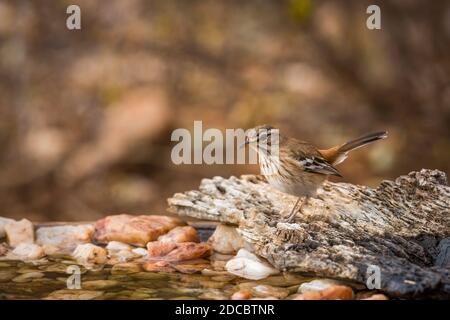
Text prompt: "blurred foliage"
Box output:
[[0, 0, 449, 221]]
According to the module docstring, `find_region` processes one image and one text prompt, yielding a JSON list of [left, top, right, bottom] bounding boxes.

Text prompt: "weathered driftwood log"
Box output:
[[168, 169, 450, 298]]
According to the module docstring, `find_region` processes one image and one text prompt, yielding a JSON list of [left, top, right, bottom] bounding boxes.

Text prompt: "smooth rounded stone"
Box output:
[[44, 289, 104, 300], [143, 260, 175, 273], [36, 225, 95, 254], [231, 289, 253, 300], [208, 224, 244, 254], [298, 279, 345, 293], [198, 289, 230, 300], [361, 294, 389, 300], [72, 243, 107, 267], [106, 241, 139, 263], [94, 214, 185, 246], [293, 285, 354, 300], [12, 271, 45, 283], [4, 219, 34, 247], [131, 247, 148, 257], [110, 262, 141, 274], [0, 270, 17, 282], [82, 280, 120, 290], [107, 251, 138, 264], [252, 284, 289, 299], [225, 249, 279, 280], [9, 243, 46, 261], [157, 226, 199, 243], [130, 271, 170, 280], [147, 242, 177, 257]]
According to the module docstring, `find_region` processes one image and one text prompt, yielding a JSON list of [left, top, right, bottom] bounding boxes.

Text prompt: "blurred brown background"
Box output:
[[0, 0, 449, 222]]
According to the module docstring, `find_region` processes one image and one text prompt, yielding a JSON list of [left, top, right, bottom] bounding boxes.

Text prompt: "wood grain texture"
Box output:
[[168, 169, 450, 298]]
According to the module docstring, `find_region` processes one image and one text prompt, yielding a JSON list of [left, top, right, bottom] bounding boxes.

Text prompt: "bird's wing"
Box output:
[[290, 142, 342, 177], [297, 156, 342, 177]]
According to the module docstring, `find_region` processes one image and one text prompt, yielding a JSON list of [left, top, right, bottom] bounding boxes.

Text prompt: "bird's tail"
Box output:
[[319, 131, 388, 165], [338, 131, 388, 153]]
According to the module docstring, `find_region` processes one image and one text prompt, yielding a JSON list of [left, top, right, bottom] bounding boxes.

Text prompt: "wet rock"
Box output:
[[225, 249, 279, 280], [0, 217, 15, 238], [36, 225, 94, 254], [110, 262, 141, 274], [172, 259, 210, 274], [201, 269, 231, 277], [72, 244, 107, 267], [0, 270, 16, 282], [164, 243, 211, 261], [158, 226, 199, 243], [298, 279, 345, 293], [12, 271, 45, 283], [252, 284, 289, 299], [210, 252, 234, 271], [4, 219, 34, 247], [293, 285, 354, 300], [106, 241, 138, 263], [94, 214, 184, 246], [361, 294, 389, 300], [147, 242, 211, 262], [198, 289, 229, 300], [208, 224, 244, 254], [130, 271, 170, 280], [256, 273, 306, 287], [106, 241, 132, 251], [211, 275, 236, 282], [82, 279, 120, 290], [9, 243, 46, 260], [45, 289, 103, 300], [231, 289, 253, 300], [143, 260, 176, 273], [147, 242, 177, 257], [132, 247, 148, 257]]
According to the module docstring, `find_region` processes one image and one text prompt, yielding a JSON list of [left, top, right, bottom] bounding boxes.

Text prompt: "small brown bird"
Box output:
[[243, 125, 388, 222]]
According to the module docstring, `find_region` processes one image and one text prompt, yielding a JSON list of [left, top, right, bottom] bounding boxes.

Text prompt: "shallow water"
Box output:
[[0, 256, 317, 300]]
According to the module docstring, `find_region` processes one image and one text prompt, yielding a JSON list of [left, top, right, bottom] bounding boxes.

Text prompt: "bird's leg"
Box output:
[[285, 196, 308, 222]]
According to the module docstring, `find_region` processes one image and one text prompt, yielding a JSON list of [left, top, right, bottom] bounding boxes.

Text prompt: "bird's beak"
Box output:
[[239, 137, 250, 149]]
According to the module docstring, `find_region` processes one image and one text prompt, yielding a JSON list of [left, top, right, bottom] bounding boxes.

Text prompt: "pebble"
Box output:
[[225, 249, 279, 280], [4, 219, 34, 247], [298, 278, 345, 293], [231, 289, 253, 300], [82, 280, 120, 290], [130, 272, 170, 280], [293, 285, 354, 300], [72, 243, 107, 267], [11, 243, 46, 261], [157, 226, 199, 243], [208, 224, 244, 254], [12, 271, 45, 283], [110, 262, 141, 274], [361, 294, 389, 300], [44, 289, 104, 300]]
